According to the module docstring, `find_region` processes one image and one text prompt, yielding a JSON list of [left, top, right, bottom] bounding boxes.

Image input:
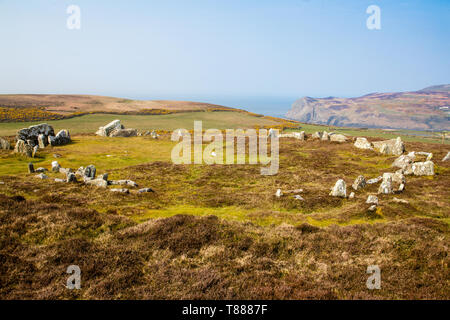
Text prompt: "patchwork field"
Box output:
[[0, 128, 449, 299]]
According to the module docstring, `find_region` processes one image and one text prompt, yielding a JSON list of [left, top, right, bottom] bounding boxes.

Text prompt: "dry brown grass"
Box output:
[[0, 136, 449, 299]]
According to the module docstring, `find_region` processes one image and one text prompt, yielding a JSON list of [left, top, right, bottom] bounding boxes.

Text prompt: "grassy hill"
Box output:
[[0, 112, 281, 136], [0, 134, 448, 299]]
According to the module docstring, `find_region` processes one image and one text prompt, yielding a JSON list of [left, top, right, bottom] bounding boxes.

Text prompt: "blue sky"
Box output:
[[0, 0, 449, 100]]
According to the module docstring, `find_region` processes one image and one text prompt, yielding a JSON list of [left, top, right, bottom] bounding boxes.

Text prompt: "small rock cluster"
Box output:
[[96, 120, 138, 137], [28, 161, 154, 194], [392, 151, 435, 176], [13, 123, 71, 157]]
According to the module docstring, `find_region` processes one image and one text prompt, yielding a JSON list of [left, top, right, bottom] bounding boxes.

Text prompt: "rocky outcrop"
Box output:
[[354, 137, 373, 150]]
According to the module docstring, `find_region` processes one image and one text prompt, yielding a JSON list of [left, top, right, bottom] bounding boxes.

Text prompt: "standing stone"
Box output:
[[354, 137, 373, 150], [380, 144, 390, 155], [378, 173, 393, 194], [38, 134, 47, 149], [330, 179, 347, 197], [32, 145, 39, 158], [321, 131, 330, 141], [352, 175, 366, 190], [366, 195, 379, 205], [28, 163, 35, 173], [84, 165, 96, 179], [275, 189, 283, 198], [51, 161, 61, 172], [0, 137, 11, 150], [66, 172, 77, 183], [14, 140, 33, 157]]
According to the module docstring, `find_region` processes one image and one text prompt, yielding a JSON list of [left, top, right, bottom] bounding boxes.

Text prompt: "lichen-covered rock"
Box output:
[[354, 137, 373, 150], [330, 179, 346, 197], [373, 137, 405, 156], [330, 134, 348, 143], [109, 128, 138, 137], [96, 120, 123, 137], [38, 134, 47, 149], [392, 154, 415, 169], [412, 161, 434, 176], [85, 178, 108, 188], [352, 175, 366, 190], [17, 124, 54, 145], [378, 173, 393, 194]]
